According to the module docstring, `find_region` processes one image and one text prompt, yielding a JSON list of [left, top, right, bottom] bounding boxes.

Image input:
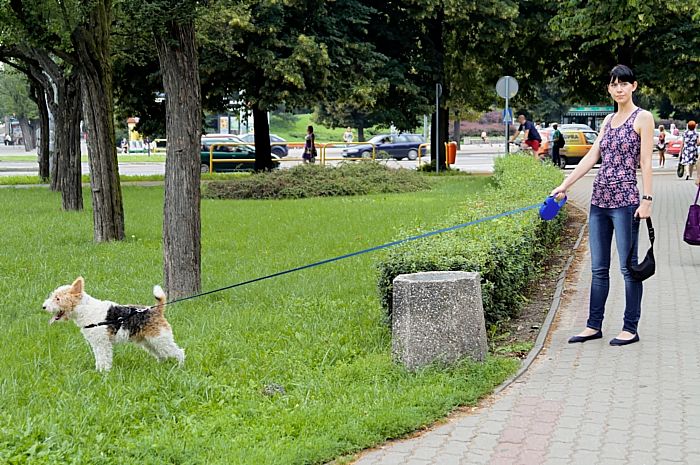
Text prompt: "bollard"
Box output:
[[392, 271, 488, 371]]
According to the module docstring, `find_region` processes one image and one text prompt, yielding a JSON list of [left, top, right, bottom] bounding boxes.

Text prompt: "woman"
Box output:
[[679, 121, 698, 180], [303, 125, 317, 163], [550, 64, 654, 346], [657, 125, 666, 168]]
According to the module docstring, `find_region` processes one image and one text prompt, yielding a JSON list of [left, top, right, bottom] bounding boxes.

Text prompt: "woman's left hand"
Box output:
[[635, 201, 652, 219]]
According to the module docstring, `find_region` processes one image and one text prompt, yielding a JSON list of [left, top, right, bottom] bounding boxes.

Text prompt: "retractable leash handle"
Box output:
[[539, 195, 567, 221]]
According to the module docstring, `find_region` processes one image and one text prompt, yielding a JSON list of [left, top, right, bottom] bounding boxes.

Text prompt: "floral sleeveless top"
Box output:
[[591, 108, 642, 209]]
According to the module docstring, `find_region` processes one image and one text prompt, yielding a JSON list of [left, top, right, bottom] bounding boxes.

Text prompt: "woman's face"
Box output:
[[607, 78, 637, 104]]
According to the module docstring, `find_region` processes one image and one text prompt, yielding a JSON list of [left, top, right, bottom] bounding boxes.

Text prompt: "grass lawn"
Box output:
[[270, 113, 388, 143], [0, 176, 518, 465]]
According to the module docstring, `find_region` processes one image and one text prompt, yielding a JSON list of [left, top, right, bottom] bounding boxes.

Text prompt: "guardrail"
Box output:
[[417, 143, 430, 166]]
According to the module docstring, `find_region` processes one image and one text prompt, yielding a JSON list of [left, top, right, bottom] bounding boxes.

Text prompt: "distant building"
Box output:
[[563, 106, 613, 131]]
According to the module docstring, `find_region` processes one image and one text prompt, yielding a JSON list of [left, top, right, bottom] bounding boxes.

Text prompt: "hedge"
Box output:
[[376, 154, 567, 326], [202, 161, 430, 200]]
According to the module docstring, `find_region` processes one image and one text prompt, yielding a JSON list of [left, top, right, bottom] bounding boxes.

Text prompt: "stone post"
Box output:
[[392, 271, 488, 370]]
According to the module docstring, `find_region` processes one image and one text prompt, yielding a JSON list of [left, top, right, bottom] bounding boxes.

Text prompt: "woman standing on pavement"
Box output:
[[550, 64, 654, 346], [656, 125, 666, 168], [679, 121, 698, 180], [303, 125, 317, 163]]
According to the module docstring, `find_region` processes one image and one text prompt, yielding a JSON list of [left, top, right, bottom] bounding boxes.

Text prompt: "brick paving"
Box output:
[[354, 171, 700, 465]]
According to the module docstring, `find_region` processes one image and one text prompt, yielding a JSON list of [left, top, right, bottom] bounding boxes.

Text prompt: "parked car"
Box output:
[[239, 133, 289, 157], [200, 137, 279, 172], [666, 138, 683, 157], [341, 134, 425, 160]]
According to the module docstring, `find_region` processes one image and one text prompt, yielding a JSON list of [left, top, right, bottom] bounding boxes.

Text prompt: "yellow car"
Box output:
[[543, 128, 598, 168]]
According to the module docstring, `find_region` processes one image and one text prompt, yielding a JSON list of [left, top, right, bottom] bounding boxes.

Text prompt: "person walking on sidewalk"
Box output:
[[679, 121, 698, 180], [550, 64, 654, 346], [551, 123, 563, 168]]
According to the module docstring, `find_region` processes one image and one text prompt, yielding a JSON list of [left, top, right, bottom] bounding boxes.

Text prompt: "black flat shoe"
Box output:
[[568, 331, 603, 343], [609, 334, 640, 346]]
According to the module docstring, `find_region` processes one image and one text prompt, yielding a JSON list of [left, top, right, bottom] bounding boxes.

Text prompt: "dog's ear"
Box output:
[[70, 277, 84, 295]]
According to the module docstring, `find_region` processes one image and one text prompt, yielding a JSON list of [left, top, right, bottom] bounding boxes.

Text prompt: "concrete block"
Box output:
[[392, 271, 487, 370]]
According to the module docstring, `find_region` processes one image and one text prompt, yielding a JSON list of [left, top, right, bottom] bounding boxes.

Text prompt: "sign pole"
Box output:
[[435, 83, 441, 174], [505, 79, 510, 155]]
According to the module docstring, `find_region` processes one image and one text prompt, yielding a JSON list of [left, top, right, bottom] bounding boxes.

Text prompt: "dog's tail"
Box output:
[[153, 285, 167, 312]]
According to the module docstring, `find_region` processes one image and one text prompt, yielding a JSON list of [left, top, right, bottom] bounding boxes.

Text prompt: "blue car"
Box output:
[[341, 134, 425, 160], [239, 133, 289, 157]]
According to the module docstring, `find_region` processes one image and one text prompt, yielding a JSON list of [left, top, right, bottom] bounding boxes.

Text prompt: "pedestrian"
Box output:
[[679, 121, 698, 181], [144, 137, 151, 156], [342, 127, 353, 146], [509, 114, 542, 158], [4, 133, 11, 146], [303, 125, 317, 164], [120, 138, 127, 154], [550, 64, 654, 346], [551, 123, 563, 168], [481, 130, 488, 144], [656, 124, 666, 168]]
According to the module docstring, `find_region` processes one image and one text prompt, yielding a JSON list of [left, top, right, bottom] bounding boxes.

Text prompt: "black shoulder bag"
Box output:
[[627, 217, 655, 281]]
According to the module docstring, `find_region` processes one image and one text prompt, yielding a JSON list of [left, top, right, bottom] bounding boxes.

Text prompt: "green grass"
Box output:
[[0, 176, 518, 465], [0, 173, 253, 186], [270, 113, 387, 143]]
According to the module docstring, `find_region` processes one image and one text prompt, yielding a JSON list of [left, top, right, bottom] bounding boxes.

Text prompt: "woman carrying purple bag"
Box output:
[[550, 65, 654, 346]]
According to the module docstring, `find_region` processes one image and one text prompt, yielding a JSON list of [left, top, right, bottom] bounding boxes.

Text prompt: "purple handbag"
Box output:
[[684, 186, 700, 246]]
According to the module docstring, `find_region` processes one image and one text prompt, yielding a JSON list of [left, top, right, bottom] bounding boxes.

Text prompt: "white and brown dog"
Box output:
[[42, 277, 185, 372]]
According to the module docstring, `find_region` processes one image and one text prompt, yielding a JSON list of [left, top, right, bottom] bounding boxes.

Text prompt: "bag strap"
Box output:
[[695, 186, 700, 205], [635, 216, 654, 247]]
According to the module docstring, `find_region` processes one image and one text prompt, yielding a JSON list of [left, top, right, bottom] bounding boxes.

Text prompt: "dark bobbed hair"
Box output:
[[307, 125, 314, 133], [609, 64, 636, 84]]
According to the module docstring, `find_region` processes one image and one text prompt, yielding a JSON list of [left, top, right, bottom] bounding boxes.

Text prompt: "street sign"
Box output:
[[502, 108, 513, 123], [496, 76, 518, 99]]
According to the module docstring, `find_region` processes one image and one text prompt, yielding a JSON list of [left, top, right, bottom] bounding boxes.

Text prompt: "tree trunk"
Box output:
[[253, 104, 273, 171], [357, 124, 365, 142], [33, 85, 50, 181], [73, 1, 124, 241], [431, 108, 449, 170], [452, 113, 461, 145], [57, 77, 83, 211], [17, 116, 35, 152], [155, 19, 202, 299]]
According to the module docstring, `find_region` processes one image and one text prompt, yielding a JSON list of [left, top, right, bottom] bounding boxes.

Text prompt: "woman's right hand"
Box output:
[[550, 184, 567, 200]]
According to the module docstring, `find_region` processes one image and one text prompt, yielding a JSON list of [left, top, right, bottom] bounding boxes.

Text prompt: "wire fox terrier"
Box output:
[[42, 277, 185, 372]]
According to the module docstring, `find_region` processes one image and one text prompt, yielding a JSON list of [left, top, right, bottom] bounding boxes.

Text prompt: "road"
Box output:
[[0, 142, 674, 177], [0, 143, 506, 177]]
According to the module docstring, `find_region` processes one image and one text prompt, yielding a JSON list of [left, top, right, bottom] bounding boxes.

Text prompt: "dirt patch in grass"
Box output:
[[493, 204, 588, 357]]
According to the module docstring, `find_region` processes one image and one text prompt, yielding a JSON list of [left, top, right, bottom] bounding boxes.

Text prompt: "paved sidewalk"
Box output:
[[355, 172, 700, 465]]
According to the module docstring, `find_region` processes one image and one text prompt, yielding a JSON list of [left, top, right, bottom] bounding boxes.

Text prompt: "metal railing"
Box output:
[[417, 143, 430, 166]]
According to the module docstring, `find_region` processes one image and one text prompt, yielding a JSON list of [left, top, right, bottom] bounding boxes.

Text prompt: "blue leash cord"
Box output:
[[166, 203, 541, 306], [83, 202, 540, 328]]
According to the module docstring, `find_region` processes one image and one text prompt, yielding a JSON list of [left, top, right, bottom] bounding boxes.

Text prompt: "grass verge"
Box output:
[[0, 176, 517, 465]]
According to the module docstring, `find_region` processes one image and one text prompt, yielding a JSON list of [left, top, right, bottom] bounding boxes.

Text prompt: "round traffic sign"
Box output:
[[496, 76, 518, 99]]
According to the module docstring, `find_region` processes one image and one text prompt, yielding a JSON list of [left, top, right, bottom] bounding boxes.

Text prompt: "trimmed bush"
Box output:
[[377, 155, 566, 326], [202, 161, 430, 200]]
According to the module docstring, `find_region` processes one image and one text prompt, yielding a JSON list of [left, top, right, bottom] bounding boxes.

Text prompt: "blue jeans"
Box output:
[[588, 204, 642, 334]]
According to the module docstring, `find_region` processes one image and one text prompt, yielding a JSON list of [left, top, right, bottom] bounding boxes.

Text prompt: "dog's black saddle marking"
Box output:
[[84, 305, 151, 331]]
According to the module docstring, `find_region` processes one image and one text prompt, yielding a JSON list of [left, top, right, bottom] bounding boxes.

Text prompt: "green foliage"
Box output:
[[202, 161, 430, 200], [377, 155, 566, 326], [0, 177, 517, 464], [0, 68, 37, 119]]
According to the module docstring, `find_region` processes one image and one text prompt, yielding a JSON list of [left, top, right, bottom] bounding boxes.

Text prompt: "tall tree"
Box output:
[[1, 0, 123, 236], [200, 0, 332, 170], [122, 0, 203, 298]]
